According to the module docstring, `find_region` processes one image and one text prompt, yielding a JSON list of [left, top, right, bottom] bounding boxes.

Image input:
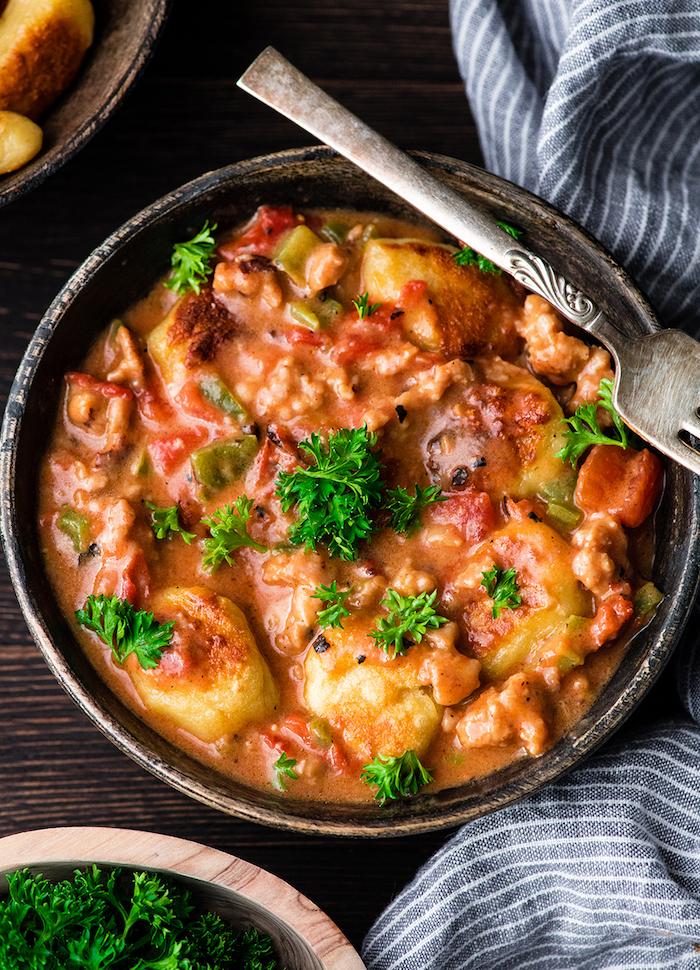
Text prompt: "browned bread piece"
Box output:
[[0, 0, 94, 120]]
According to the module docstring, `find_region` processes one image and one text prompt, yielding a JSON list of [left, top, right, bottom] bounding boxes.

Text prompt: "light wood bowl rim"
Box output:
[[0, 826, 366, 970]]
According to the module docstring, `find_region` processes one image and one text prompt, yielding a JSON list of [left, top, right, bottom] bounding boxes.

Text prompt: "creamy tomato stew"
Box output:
[[38, 206, 664, 804]]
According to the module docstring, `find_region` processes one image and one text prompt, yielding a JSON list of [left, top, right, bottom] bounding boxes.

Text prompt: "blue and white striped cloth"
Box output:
[[362, 3, 700, 968], [449, 0, 700, 335]]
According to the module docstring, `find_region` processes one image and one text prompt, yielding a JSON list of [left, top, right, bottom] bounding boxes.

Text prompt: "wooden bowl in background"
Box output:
[[0, 0, 171, 208], [0, 826, 365, 970]]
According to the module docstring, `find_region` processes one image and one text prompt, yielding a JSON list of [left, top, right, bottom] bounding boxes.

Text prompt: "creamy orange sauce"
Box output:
[[37, 207, 662, 804]]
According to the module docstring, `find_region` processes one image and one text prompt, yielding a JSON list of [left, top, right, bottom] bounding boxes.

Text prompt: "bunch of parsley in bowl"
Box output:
[[0, 827, 364, 969]]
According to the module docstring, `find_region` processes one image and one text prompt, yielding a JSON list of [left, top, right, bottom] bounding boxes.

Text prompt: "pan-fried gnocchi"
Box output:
[[38, 206, 663, 804]]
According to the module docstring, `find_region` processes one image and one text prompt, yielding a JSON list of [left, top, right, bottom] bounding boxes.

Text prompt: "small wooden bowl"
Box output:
[[0, 0, 171, 208], [0, 827, 365, 970], [2, 147, 699, 835]]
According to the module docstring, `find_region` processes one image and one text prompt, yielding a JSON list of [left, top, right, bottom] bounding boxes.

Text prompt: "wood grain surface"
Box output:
[[0, 0, 681, 952]]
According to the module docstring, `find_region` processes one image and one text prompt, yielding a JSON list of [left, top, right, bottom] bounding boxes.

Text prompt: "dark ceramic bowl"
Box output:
[[0, 0, 171, 208], [2, 147, 699, 836], [0, 826, 364, 970]]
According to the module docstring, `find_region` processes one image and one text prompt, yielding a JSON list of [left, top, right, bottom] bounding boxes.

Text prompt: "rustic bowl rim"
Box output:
[[0, 825, 365, 970], [2, 145, 699, 836], [0, 0, 172, 208]]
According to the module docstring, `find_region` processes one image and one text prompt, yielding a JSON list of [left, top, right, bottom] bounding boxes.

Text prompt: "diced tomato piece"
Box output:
[[327, 742, 349, 773], [65, 372, 133, 400], [430, 490, 496, 543], [136, 384, 172, 424], [259, 730, 278, 750], [148, 431, 203, 474], [118, 550, 150, 607], [250, 435, 301, 494], [281, 713, 314, 745], [398, 279, 429, 307], [331, 332, 381, 364], [217, 206, 301, 260], [575, 444, 663, 528], [331, 306, 404, 365], [285, 327, 327, 347], [590, 594, 634, 646], [174, 381, 227, 422]]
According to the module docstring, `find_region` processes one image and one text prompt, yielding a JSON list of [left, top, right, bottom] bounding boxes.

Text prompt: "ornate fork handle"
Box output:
[[505, 250, 603, 330], [239, 49, 616, 338], [238, 48, 627, 357]]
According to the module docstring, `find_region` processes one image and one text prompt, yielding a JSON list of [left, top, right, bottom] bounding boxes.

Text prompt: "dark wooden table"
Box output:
[[0, 0, 483, 951]]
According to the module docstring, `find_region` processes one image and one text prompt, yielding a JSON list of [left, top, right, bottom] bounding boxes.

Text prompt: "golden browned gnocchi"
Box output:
[[126, 587, 278, 743]]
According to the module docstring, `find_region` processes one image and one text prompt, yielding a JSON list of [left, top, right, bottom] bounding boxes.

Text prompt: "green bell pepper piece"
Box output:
[[289, 302, 321, 330], [539, 473, 582, 530], [199, 374, 247, 420], [191, 436, 258, 491], [275, 224, 324, 287], [320, 221, 348, 245], [633, 582, 664, 617], [57, 508, 91, 554]]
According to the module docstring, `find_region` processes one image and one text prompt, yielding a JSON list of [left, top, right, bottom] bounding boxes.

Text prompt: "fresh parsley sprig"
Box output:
[[76, 594, 174, 669], [481, 566, 522, 619], [201, 496, 267, 571], [0, 865, 281, 970], [272, 752, 298, 791], [276, 426, 384, 560], [146, 501, 196, 544], [165, 220, 218, 296], [311, 581, 353, 629], [557, 378, 628, 466], [386, 484, 445, 534], [369, 589, 449, 659], [352, 291, 381, 319], [453, 220, 522, 274], [360, 750, 434, 804]]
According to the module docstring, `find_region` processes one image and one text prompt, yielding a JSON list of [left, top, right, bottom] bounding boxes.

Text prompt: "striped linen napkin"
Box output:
[[362, 2, 700, 967]]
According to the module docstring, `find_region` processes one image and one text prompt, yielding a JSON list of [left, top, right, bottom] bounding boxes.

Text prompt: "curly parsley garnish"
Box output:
[[453, 220, 521, 274], [311, 581, 353, 629], [369, 589, 449, 659], [557, 378, 629, 466], [76, 594, 174, 669], [165, 219, 218, 296], [201, 496, 266, 571], [146, 502, 196, 544], [272, 752, 298, 791], [361, 750, 434, 804], [386, 484, 445, 534], [0, 865, 281, 969], [276, 426, 384, 560], [481, 566, 522, 619], [352, 291, 381, 319]]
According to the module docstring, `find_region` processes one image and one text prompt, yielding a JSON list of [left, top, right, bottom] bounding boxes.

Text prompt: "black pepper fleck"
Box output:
[[396, 405, 407, 423], [473, 457, 487, 468], [452, 467, 469, 487], [266, 425, 283, 447], [312, 634, 331, 654], [357, 655, 366, 664]]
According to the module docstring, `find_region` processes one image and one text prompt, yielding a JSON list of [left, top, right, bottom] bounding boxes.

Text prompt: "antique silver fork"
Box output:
[[238, 47, 700, 477]]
